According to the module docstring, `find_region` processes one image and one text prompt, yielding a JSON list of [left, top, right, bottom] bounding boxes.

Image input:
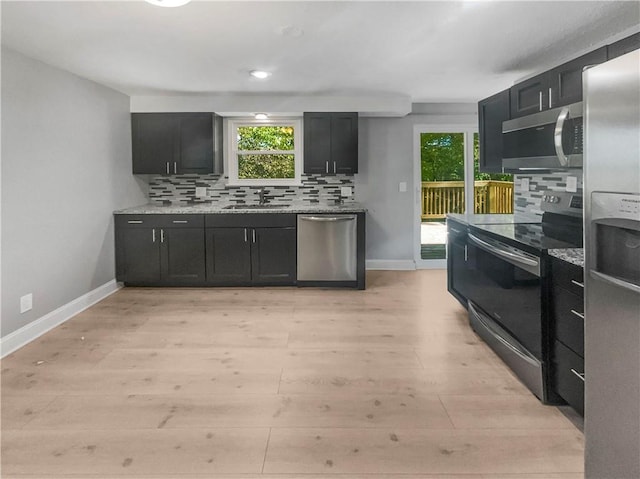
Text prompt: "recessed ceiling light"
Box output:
[[254, 113, 269, 120], [144, 0, 191, 7], [250, 70, 271, 80], [278, 25, 304, 38]]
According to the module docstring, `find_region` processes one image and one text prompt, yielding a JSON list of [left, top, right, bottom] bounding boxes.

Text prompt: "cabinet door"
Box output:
[[331, 113, 358, 174], [116, 228, 161, 283], [510, 73, 548, 118], [478, 89, 509, 173], [607, 32, 640, 60], [303, 113, 332, 174], [160, 228, 206, 283], [251, 227, 296, 285], [132, 114, 177, 174], [550, 47, 607, 107], [178, 114, 214, 174], [205, 228, 251, 284]]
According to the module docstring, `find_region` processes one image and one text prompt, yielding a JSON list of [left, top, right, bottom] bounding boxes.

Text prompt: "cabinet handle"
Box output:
[[570, 309, 585, 320], [173, 162, 177, 174], [333, 162, 337, 174], [570, 368, 585, 382], [166, 162, 170, 175], [539, 91, 543, 111], [127, 220, 143, 224], [325, 161, 329, 174], [571, 279, 584, 288], [152, 229, 156, 243], [244, 228, 248, 243], [464, 244, 468, 261], [548, 87, 552, 108], [172, 220, 188, 224], [252, 229, 256, 243], [161, 229, 165, 243]]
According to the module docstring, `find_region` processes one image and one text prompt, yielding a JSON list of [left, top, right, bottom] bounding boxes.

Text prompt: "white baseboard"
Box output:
[[0, 280, 122, 358], [415, 259, 447, 270], [366, 260, 416, 270]]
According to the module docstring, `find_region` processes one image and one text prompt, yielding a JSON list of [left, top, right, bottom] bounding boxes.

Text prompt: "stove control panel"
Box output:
[[541, 191, 583, 217]]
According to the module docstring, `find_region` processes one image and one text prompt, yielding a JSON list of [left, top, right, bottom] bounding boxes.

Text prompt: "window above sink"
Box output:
[[226, 118, 303, 187]]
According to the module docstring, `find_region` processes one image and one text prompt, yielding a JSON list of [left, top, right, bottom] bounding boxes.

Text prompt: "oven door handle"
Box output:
[[468, 232, 540, 276]]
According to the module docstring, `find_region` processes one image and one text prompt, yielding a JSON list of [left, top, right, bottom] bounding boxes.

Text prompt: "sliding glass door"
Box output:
[[414, 126, 513, 267]]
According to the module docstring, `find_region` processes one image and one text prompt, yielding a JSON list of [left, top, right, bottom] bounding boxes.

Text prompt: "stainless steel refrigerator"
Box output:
[[584, 49, 640, 478]]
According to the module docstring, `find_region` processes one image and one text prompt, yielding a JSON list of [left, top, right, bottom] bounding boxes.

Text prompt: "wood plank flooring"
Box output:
[[1, 270, 584, 478]]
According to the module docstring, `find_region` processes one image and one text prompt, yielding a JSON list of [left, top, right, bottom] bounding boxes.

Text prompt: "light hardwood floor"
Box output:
[[1, 270, 584, 478]]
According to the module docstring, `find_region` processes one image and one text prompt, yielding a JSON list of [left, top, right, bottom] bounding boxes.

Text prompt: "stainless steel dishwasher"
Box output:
[[297, 214, 357, 281]]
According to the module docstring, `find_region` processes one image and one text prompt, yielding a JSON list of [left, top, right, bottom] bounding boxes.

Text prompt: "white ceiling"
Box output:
[[2, 1, 639, 104]]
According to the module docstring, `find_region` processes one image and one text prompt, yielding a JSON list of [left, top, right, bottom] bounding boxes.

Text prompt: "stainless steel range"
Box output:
[[463, 191, 582, 402]]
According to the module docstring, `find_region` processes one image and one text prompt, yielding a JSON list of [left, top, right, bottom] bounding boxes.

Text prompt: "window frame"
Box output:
[[226, 117, 303, 186]]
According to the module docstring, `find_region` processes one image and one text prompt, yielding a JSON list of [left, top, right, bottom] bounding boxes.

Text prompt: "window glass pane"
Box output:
[[473, 132, 514, 215], [238, 154, 295, 179], [237, 126, 294, 151]]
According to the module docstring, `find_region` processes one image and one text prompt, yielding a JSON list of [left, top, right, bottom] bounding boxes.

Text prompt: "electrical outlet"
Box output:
[[520, 178, 530, 192], [195, 187, 207, 198], [20, 293, 32, 314], [566, 176, 578, 193], [340, 186, 352, 197], [399, 182, 407, 193]]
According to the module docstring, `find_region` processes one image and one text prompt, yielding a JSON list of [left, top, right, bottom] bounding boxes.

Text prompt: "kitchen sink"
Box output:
[[223, 204, 288, 210]]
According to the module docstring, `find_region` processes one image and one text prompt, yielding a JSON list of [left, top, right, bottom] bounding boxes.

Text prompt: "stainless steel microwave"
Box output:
[[502, 102, 583, 171]]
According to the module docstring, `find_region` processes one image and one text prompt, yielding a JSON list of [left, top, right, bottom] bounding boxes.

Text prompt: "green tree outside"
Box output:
[[237, 126, 295, 179], [420, 133, 511, 182]]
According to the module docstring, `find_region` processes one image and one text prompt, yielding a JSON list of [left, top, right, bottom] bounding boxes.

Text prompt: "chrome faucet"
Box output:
[[258, 188, 267, 205]]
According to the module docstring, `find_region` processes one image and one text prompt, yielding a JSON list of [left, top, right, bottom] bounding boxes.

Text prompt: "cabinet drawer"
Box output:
[[205, 213, 296, 228], [551, 257, 584, 296], [552, 340, 584, 416], [552, 287, 584, 357], [115, 214, 204, 229]]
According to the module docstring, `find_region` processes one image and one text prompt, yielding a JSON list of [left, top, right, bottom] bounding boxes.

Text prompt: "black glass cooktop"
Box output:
[[471, 222, 583, 251]]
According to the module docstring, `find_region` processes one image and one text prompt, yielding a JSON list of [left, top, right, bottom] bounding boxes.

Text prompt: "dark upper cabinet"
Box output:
[[132, 113, 218, 175], [478, 89, 510, 173], [510, 73, 548, 118], [510, 47, 607, 118], [304, 112, 358, 175], [549, 47, 607, 107], [607, 32, 640, 60], [115, 215, 205, 285]]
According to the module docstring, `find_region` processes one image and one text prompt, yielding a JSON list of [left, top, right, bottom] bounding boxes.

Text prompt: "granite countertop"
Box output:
[[114, 202, 367, 215], [548, 248, 584, 268]]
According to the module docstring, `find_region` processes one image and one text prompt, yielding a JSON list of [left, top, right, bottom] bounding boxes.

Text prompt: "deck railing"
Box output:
[[421, 180, 513, 220]]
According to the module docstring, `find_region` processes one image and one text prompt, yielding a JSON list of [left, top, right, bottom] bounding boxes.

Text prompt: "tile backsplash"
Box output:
[[513, 171, 583, 221], [148, 174, 356, 206]]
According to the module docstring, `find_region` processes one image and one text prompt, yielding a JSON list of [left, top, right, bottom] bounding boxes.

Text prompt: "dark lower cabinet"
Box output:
[[115, 215, 205, 285], [116, 227, 162, 284], [550, 256, 585, 415], [205, 214, 297, 286], [446, 218, 469, 307], [161, 228, 206, 283], [251, 227, 296, 284], [205, 228, 252, 284]]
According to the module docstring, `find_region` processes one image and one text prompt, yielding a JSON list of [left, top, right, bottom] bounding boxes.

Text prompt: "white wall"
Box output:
[[356, 105, 477, 265], [1, 48, 146, 338]]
